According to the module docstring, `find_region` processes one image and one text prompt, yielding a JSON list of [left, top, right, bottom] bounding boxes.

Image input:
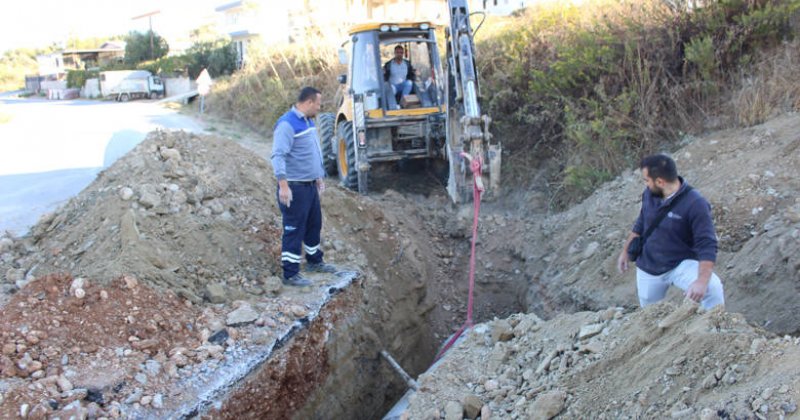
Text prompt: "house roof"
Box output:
[[63, 42, 125, 55], [63, 48, 124, 54], [215, 1, 243, 12], [99, 41, 126, 50]]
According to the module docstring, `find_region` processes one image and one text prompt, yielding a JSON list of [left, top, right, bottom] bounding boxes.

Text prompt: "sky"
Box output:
[[0, 0, 225, 53]]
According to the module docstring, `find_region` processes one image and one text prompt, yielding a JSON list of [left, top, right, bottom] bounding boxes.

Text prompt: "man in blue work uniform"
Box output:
[[617, 154, 725, 310], [271, 87, 338, 286]]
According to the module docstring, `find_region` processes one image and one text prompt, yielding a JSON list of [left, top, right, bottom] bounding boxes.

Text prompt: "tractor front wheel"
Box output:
[[336, 121, 358, 190]]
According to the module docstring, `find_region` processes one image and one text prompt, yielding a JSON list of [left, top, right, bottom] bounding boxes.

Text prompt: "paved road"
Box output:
[[0, 94, 205, 235]]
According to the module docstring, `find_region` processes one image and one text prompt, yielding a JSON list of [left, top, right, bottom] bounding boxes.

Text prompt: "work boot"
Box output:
[[305, 262, 338, 274], [282, 274, 313, 287]]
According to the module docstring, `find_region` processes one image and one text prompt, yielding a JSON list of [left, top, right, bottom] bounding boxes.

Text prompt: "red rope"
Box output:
[[435, 153, 483, 362]]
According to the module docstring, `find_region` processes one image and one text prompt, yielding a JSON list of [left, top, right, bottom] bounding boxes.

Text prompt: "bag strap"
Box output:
[[640, 185, 693, 242]]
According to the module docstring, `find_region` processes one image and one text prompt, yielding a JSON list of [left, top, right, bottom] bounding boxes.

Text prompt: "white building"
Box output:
[[480, 0, 533, 16], [36, 53, 65, 77], [215, 1, 291, 67], [214, 0, 518, 66]]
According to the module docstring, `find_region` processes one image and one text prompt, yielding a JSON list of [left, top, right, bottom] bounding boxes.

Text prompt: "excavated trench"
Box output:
[[173, 114, 800, 417], [182, 172, 529, 419]]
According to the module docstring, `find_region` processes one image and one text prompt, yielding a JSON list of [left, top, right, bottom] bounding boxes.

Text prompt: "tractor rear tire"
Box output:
[[317, 112, 338, 176], [336, 121, 358, 190]]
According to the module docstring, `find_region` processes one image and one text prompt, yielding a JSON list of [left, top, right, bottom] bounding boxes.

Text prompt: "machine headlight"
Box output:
[[420, 23, 430, 30], [380, 25, 389, 32], [390, 25, 400, 32]]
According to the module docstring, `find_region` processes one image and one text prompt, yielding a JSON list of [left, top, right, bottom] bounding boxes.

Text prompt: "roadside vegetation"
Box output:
[[0, 48, 42, 92], [0, 36, 122, 92], [205, 0, 799, 207], [112, 27, 239, 79], [206, 38, 344, 132], [1, 27, 239, 92], [477, 0, 800, 206]]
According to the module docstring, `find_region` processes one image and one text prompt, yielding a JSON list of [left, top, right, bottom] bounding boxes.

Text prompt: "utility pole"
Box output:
[[132, 10, 161, 60]]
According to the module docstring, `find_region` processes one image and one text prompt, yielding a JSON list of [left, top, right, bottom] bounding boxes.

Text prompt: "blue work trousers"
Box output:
[[392, 80, 413, 97], [278, 181, 324, 278]]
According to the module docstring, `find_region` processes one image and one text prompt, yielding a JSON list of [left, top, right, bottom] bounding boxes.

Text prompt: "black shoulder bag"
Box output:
[[627, 186, 693, 262]]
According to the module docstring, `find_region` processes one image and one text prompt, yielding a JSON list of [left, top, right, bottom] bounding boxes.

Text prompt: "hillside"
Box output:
[[404, 112, 800, 419]]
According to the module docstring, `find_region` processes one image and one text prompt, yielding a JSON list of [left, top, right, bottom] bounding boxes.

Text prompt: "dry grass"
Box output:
[[732, 40, 800, 127], [474, 0, 798, 207], [206, 35, 344, 134], [203, 0, 799, 208]]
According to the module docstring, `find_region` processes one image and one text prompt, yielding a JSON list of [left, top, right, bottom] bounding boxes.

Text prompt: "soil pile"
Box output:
[[0, 129, 465, 419], [399, 114, 800, 419], [0, 110, 798, 418], [405, 302, 800, 419], [470, 113, 800, 334], [0, 273, 202, 418], [1, 130, 284, 304]]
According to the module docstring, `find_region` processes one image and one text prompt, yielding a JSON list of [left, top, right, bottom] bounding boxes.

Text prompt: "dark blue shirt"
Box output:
[[632, 178, 718, 275]]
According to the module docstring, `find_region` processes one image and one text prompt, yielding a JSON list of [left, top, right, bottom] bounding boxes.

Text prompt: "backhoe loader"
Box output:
[[317, 0, 500, 203]]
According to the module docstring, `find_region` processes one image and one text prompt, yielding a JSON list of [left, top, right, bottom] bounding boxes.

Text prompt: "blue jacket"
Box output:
[[632, 178, 717, 275], [271, 107, 325, 181]]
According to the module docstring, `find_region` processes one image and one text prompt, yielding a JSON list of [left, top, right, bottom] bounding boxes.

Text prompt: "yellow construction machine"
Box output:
[[317, 0, 500, 203]]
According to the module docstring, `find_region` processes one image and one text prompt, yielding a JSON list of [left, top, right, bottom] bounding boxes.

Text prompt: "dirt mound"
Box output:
[[405, 302, 800, 419], [0, 129, 473, 419], [0, 273, 200, 419], [0, 274, 196, 358], [399, 113, 800, 419], [0, 109, 797, 419], [1, 130, 283, 304], [474, 113, 800, 334]]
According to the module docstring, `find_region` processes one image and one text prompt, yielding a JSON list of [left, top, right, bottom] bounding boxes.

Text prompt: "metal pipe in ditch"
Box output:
[[380, 350, 418, 391]]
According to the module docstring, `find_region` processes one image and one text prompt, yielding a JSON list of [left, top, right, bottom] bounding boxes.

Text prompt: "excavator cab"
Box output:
[[318, 22, 448, 194]]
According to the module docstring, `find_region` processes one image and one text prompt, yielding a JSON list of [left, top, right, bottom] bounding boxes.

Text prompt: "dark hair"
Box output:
[[297, 86, 321, 103], [640, 154, 678, 182], [394, 45, 404, 51]]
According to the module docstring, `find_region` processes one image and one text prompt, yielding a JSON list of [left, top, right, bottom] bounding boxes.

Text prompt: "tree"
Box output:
[[65, 34, 125, 51], [189, 24, 221, 44], [208, 42, 238, 77], [124, 31, 169, 65], [186, 40, 238, 79]]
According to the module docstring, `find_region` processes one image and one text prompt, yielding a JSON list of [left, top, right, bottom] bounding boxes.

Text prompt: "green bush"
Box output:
[[476, 0, 798, 207], [104, 37, 237, 80], [137, 55, 191, 77], [100, 61, 133, 72], [684, 35, 716, 80], [185, 40, 238, 79], [124, 31, 169, 65], [66, 69, 99, 89]]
